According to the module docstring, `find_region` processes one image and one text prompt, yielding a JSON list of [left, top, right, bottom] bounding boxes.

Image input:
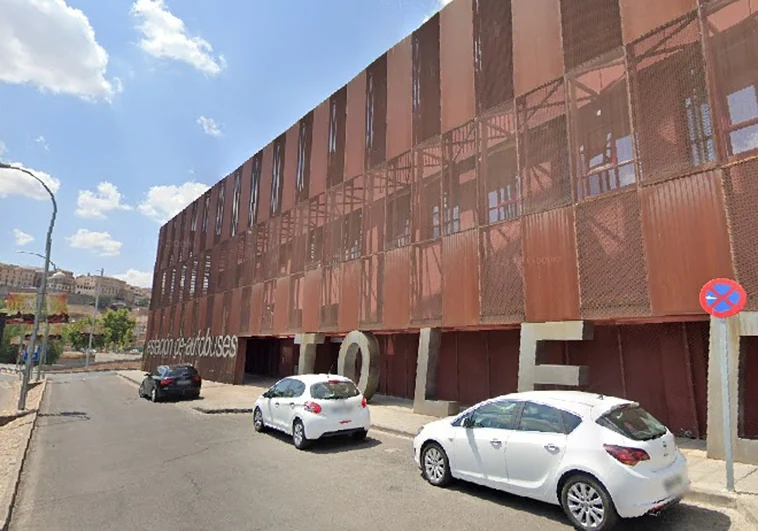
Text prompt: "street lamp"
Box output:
[[0, 162, 57, 411], [17, 251, 63, 380], [85, 268, 104, 368]]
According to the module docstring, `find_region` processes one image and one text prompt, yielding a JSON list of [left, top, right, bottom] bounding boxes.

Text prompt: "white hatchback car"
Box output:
[[413, 391, 689, 531], [253, 374, 371, 450]]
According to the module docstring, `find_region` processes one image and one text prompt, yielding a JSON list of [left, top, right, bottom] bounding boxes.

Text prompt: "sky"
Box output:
[[0, 0, 450, 288]]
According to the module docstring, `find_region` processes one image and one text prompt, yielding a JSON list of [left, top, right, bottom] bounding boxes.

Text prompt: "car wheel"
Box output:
[[138, 384, 145, 398], [352, 430, 368, 442], [561, 474, 619, 531], [292, 419, 311, 450], [253, 407, 267, 433], [150, 387, 160, 403], [421, 442, 452, 487]]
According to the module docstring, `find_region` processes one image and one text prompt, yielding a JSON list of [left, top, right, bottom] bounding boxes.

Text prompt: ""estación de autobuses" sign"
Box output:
[[145, 329, 238, 359]]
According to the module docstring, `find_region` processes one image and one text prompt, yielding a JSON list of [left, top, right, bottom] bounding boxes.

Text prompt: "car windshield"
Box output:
[[310, 381, 360, 400], [598, 404, 667, 441]]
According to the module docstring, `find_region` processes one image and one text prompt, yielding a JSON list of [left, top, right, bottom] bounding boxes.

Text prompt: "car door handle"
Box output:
[[274, 402, 280, 407], [490, 439, 503, 448], [289, 403, 295, 408], [544, 443, 559, 452]]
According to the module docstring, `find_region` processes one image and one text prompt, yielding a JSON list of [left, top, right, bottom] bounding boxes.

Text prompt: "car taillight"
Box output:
[[604, 444, 650, 466], [304, 401, 322, 414], [192, 375, 201, 383], [160, 378, 175, 386], [361, 396, 367, 408]]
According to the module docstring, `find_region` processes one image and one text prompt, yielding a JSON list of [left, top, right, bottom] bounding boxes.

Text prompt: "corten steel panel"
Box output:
[[518, 80, 572, 214], [360, 254, 384, 327], [383, 246, 411, 329], [512, 0, 564, 97], [704, 1, 758, 162], [278, 210, 293, 277], [343, 176, 364, 262], [620, 0, 698, 44], [566, 326, 626, 397], [413, 142, 443, 243], [345, 72, 367, 180], [386, 36, 414, 161], [442, 122, 478, 233], [365, 55, 388, 169], [487, 330, 521, 396], [181, 210, 191, 263], [386, 151, 414, 249], [222, 173, 234, 241], [724, 161, 758, 310], [685, 322, 710, 437], [442, 229, 480, 327], [628, 14, 715, 184], [473, 0, 514, 113], [265, 217, 281, 281], [479, 221, 525, 323], [478, 108, 519, 225], [576, 191, 651, 318], [363, 167, 386, 255], [303, 268, 322, 332], [457, 332, 491, 406], [323, 186, 344, 266], [212, 294, 224, 335], [411, 240, 443, 325], [205, 186, 218, 249], [249, 283, 264, 335], [261, 280, 275, 333], [306, 193, 327, 270], [436, 332, 459, 401], [560, 0, 623, 71], [440, 0, 476, 133], [412, 15, 442, 146], [291, 203, 308, 273], [229, 287, 242, 336], [288, 274, 304, 332], [259, 143, 274, 223], [283, 123, 300, 213], [339, 260, 361, 333], [197, 297, 208, 335], [740, 336, 758, 438], [171, 304, 181, 338], [381, 335, 416, 399], [239, 286, 252, 335], [194, 196, 205, 255], [522, 207, 581, 322], [221, 290, 233, 335], [642, 170, 734, 315], [319, 264, 340, 331], [326, 87, 348, 189], [310, 101, 329, 198], [238, 158, 253, 234], [273, 277, 289, 335], [254, 222, 268, 284]]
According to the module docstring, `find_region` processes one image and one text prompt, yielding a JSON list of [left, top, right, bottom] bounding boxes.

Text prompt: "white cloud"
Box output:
[[114, 269, 153, 288], [0, 162, 61, 200], [76, 181, 133, 219], [131, 0, 226, 76], [197, 115, 223, 137], [138, 181, 209, 223], [13, 228, 34, 246], [35, 136, 50, 151], [0, 0, 118, 101], [67, 229, 122, 257]]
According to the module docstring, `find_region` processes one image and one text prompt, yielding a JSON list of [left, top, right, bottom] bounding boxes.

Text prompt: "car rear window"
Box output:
[[598, 405, 667, 441], [168, 366, 198, 378], [310, 380, 360, 400]]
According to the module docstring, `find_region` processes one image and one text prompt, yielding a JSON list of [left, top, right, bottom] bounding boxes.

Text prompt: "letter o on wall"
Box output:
[[337, 331, 380, 400]]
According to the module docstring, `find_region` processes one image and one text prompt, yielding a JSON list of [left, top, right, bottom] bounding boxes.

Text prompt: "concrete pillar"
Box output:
[[294, 333, 325, 375], [413, 328, 459, 416], [337, 330, 380, 400], [518, 321, 592, 392]]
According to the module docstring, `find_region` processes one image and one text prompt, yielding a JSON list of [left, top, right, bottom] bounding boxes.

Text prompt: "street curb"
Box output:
[[192, 407, 253, 415], [370, 425, 414, 439], [0, 378, 48, 531]]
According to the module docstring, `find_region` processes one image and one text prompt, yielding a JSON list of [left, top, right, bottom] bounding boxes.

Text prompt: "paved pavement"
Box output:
[[8, 372, 754, 531]]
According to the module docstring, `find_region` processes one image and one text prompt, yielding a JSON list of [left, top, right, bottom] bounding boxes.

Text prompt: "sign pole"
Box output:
[[719, 316, 735, 492]]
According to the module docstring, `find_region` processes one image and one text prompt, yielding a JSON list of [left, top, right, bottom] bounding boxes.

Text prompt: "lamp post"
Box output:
[[16, 251, 62, 380], [85, 268, 104, 368], [1, 162, 57, 411]]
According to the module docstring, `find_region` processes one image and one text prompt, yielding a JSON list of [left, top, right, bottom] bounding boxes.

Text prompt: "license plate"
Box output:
[[664, 475, 683, 493], [177, 380, 191, 386], [333, 406, 351, 414]]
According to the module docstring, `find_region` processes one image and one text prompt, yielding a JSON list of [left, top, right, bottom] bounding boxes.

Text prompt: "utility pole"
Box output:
[[85, 268, 104, 368]]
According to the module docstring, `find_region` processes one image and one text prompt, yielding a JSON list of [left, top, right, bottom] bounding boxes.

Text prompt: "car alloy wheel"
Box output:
[[422, 443, 451, 487], [561, 475, 618, 531], [292, 419, 310, 450], [253, 408, 265, 432], [151, 387, 158, 402]]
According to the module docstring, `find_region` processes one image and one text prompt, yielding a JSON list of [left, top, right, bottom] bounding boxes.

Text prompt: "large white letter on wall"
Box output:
[[518, 321, 592, 392], [413, 328, 459, 416], [294, 333, 325, 375], [337, 330, 380, 400]]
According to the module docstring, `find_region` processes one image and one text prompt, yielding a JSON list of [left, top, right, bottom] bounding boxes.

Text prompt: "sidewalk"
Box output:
[[118, 370, 758, 524]]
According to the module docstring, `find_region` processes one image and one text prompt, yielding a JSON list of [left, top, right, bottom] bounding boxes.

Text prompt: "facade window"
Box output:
[[725, 84, 758, 156], [271, 136, 285, 216], [202, 193, 210, 233], [215, 182, 225, 236], [365, 55, 387, 169], [202, 253, 211, 295], [249, 154, 261, 228], [485, 146, 519, 224], [231, 168, 241, 237], [411, 15, 441, 145], [327, 88, 347, 188], [179, 263, 186, 300], [296, 115, 312, 203], [190, 200, 198, 233], [386, 191, 412, 249]]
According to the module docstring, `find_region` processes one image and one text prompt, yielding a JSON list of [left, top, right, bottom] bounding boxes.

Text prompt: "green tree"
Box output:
[[0, 324, 24, 363], [63, 318, 96, 351], [101, 309, 136, 350]]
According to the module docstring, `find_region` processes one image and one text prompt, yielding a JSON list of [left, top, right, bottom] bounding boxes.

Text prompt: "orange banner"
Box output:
[[5, 293, 69, 324]]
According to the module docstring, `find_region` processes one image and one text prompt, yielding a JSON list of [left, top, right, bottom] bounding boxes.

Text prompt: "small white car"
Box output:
[[253, 374, 371, 450], [413, 391, 690, 531]]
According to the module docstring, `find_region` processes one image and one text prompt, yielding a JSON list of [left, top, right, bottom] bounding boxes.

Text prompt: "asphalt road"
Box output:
[[9, 373, 753, 531]]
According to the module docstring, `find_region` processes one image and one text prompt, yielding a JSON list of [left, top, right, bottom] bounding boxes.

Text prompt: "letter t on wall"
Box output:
[[294, 333, 325, 374]]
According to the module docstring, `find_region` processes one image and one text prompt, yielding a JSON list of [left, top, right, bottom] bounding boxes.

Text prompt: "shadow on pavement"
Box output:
[[260, 428, 383, 454], [438, 478, 734, 530], [39, 411, 90, 419]]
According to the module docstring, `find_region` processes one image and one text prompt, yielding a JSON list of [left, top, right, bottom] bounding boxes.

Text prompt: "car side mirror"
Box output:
[[462, 416, 474, 429], [262, 391, 271, 399], [144, 373, 151, 378]]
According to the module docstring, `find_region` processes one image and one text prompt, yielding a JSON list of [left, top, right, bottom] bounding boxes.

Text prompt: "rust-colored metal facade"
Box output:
[[146, 0, 758, 439]]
